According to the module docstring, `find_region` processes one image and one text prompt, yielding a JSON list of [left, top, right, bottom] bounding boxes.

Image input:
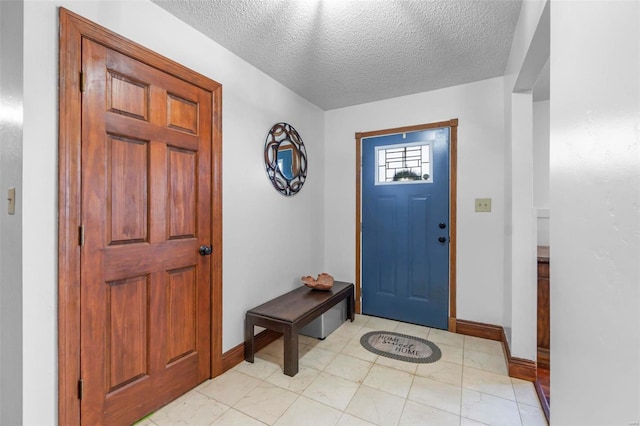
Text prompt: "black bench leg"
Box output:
[[348, 290, 355, 322], [283, 327, 299, 377], [244, 316, 255, 363]]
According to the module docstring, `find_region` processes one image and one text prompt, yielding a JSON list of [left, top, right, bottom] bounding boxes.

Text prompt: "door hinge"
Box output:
[[79, 71, 85, 92], [79, 225, 85, 246], [78, 378, 84, 400]]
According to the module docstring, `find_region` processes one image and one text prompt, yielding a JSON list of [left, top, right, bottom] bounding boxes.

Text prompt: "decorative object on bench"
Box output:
[[264, 122, 307, 196], [245, 281, 355, 376], [301, 272, 334, 290], [360, 330, 442, 363]]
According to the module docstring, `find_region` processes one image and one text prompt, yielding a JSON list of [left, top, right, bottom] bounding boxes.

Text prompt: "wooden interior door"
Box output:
[[80, 39, 213, 424]]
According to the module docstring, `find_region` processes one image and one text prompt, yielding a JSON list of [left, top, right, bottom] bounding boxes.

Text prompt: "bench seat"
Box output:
[[244, 281, 355, 376]]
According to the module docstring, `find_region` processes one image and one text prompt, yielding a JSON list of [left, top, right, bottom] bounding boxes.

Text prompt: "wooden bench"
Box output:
[[244, 281, 355, 376]]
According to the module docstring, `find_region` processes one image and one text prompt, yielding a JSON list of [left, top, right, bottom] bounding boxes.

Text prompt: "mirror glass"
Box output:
[[277, 141, 298, 180], [264, 123, 307, 196]]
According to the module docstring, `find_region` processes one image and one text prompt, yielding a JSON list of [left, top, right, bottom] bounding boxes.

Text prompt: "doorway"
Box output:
[[58, 9, 222, 425], [355, 120, 458, 331]]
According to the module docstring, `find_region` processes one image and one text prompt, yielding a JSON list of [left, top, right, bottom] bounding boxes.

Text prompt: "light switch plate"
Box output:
[[8, 188, 15, 215], [475, 198, 491, 212]]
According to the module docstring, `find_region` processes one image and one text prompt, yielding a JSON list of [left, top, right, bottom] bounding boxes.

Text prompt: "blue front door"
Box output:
[[361, 127, 450, 329]]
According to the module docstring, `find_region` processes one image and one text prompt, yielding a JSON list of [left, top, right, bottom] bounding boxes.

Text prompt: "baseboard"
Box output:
[[500, 327, 537, 382], [506, 354, 537, 381], [221, 329, 282, 372], [455, 318, 537, 382], [455, 319, 502, 341]]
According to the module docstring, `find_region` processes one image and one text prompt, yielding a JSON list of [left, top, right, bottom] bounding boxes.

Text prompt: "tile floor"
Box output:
[[138, 315, 547, 426]]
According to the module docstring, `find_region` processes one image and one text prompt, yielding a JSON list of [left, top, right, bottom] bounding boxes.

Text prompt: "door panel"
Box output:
[[108, 135, 148, 244], [167, 94, 199, 134], [375, 195, 397, 295], [106, 71, 149, 120], [166, 266, 197, 364], [81, 38, 212, 425], [408, 195, 430, 301], [107, 275, 149, 392], [168, 147, 197, 238], [362, 129, 450, 329]]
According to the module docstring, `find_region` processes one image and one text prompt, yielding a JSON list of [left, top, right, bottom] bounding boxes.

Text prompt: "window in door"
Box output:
[[375, 140, 434, 184]]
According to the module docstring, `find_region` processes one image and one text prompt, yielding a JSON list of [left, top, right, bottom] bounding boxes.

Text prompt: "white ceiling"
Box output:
[[152, 0, 523, 110]]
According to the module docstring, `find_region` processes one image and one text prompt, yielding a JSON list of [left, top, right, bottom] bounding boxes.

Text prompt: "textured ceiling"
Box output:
[[152, 0, 522, 110]]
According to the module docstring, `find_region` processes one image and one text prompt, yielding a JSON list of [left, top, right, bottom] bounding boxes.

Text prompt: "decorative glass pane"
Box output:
[[375, 141, 433, 185]]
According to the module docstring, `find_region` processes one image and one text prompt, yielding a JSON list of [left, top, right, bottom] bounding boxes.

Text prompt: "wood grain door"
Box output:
[[80, 38, 212, 424]]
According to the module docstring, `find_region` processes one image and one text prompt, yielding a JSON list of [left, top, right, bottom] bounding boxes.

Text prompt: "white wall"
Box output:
[[509, 92, 537, 360], [501, 0, 548, 359], [533, 100, 549, 246], [23, 1, 324, 423], [0, 1, 24, 424], [550, 1, 640, 424], [324, 77, 506, 326]]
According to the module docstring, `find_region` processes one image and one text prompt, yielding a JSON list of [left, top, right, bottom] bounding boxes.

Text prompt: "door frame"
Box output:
[[58, 9, 223, 425], [355, 119, 458, 331]]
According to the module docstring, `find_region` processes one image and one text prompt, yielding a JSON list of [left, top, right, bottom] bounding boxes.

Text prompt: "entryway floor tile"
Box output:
[[145, 315, 546, 426]]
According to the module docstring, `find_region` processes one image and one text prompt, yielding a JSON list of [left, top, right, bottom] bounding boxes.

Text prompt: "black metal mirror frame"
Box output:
[[264, 122, 307, 196]]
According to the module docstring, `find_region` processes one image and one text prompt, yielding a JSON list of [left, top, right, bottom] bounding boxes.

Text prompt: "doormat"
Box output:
[[360, 331, 442, 363]]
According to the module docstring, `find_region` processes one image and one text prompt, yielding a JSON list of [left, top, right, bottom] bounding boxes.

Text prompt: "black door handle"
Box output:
[[439, 222, 447, 229], [438, 236, 447, 243], [199, 245, 213, 256]]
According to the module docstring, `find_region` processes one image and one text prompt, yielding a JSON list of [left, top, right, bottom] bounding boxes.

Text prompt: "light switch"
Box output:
[[475, 198, 491, 212], [8, 188, 15, 215]]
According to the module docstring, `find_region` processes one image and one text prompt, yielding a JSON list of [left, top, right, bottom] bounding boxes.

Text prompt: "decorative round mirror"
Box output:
[[264, 123, 307, 196]]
